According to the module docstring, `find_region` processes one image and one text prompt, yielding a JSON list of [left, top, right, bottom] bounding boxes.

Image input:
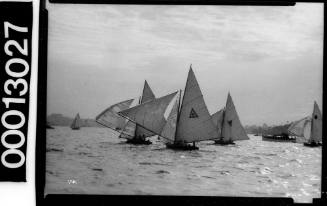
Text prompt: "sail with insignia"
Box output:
[[71, 113, 81, 130], [309, 101, 322, 143], [175, 67, 219, 143], [220, 93, 249, 142], [118, 91, 178, 135]]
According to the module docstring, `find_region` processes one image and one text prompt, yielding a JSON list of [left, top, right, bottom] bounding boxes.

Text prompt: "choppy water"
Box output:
[[45, 126, 321, 202]]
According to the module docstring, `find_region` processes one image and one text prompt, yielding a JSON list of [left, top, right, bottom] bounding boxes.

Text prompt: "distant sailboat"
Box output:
[[126, 65, 219, 150], [213, 93, 249, 145], [304, 101, 322, 147], [287, 101, 322, 147], [71, 113, 81, 130], [287, 116, 312, 143]]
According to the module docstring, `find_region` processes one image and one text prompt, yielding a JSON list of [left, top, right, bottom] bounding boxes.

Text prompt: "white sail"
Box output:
[[118, 91, 178, 135], [160, 92, 180, 142], [135, 80, 156, 138], [287, 116, 311, 138], [211, 108, 224, 137], [71, 113, 81, 129], [175, 67, 219, 143], [221, 93, 249, 141], [310, 101, 322, 143], [96, 99, 135, 131]]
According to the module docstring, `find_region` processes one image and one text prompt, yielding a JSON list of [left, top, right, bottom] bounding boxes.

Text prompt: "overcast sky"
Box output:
[[46, 3, 323, 126]]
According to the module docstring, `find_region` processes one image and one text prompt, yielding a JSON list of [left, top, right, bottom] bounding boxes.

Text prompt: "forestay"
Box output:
[[118, 91, 178, 135], [221, 93, 249, 141], [175, 68, 219, 143]]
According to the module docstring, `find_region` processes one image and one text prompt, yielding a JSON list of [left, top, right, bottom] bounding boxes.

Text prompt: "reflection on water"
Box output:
[[45, 126, 321, 203]]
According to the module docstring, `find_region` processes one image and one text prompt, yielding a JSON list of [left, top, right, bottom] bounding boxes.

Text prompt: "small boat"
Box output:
[[303, 101, 322, 147], [71, 113, 81, 130], [120, 65, 219, 150], [212, 93, 249, 145], [262, 133, 296, 142], [96, 80, 156, 145], [287, 101, 322, 147]]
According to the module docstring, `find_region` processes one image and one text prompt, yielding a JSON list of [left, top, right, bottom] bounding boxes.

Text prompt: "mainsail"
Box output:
[[211, 108, 224, 137], [96, 98, 135, 131], [310, 101, 322, 143], [160, 91, 180, 142], [135, 80, 156, 138], [71, 113, 81, 129], [287, 116, 312, 139], [175, 67, 219, 143], [118, 91, 178, 135], [221, 93, 249, 141]]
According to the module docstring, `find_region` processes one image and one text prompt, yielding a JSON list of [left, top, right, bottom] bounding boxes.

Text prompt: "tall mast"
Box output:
[[174, 89, 182, 142]]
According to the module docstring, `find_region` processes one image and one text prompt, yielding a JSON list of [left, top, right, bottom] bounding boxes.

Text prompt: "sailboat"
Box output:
[[287, 116, 312, 143], [71, 113, 81, 130], [95, 80, 155, 144], [213, 93, 249, 145], [287, 101, 322, 147], [304, 101, 322, 147], [126, 80, 156, 144], [118, 91, 179, 143], [120, 65, 219, 150]]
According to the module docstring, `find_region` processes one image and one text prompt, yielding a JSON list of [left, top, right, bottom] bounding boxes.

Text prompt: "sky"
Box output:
[[46, 2, 323, 126]]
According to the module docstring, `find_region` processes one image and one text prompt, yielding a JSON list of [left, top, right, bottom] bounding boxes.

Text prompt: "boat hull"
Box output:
[[303, 142, 322, 147], [262, 135, 296, 143], [71, 127, 80, 130], [214, 139, 235, 145], [166, 143, 199, 150], [126, 138, 152, 145]]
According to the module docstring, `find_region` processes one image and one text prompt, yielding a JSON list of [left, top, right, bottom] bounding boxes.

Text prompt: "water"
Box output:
[[45, 126, 321, 202]]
